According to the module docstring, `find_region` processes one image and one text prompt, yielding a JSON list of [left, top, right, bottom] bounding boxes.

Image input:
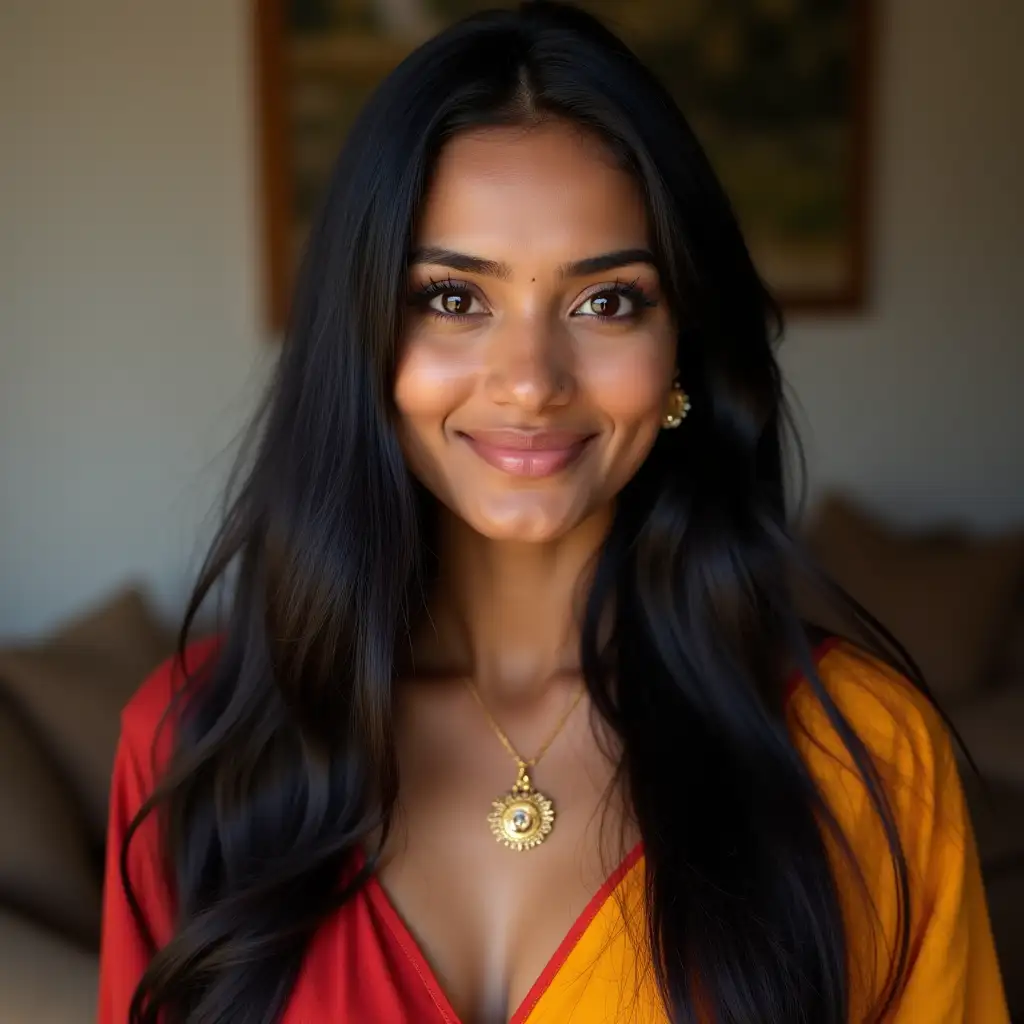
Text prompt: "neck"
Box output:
[[405, 503, 613, 703]]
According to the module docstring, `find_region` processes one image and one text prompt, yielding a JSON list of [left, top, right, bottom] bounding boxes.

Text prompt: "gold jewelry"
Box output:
[[662, 379, 691, 429], [466, 680, 585, 851]]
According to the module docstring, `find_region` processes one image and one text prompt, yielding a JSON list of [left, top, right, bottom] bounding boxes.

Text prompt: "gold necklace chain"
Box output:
[[465, 679, 586, 768], [465, 678, 586, 852]]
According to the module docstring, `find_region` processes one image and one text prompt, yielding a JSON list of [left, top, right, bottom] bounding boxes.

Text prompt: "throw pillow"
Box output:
[[988, 583, 1024, 688], [802, 493, 1024, 705], [0, 585, 175, 850], [0, 697, 101, 945]]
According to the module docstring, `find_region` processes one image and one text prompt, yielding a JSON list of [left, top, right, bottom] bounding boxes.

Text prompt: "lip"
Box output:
[[459, 429, 595, 478]]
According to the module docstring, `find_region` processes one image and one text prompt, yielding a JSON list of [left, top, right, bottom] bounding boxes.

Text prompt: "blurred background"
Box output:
[[0, 0, 1021, 1020]]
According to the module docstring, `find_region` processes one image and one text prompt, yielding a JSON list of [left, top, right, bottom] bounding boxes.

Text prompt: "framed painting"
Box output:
[[254, 0, 874, 330]]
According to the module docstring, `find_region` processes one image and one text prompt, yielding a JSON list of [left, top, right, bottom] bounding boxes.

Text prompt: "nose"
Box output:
[[484, 322, 574, 412]]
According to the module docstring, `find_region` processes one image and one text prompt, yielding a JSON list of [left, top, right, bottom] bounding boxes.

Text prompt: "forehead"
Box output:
[[414, 122, 651, 263]]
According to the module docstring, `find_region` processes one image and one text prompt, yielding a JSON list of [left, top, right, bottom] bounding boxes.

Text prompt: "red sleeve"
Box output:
[[97, 637, 221, 1024]]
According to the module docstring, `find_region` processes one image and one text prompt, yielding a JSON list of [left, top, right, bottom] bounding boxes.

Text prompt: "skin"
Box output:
[[381, 119, 678, 1023]]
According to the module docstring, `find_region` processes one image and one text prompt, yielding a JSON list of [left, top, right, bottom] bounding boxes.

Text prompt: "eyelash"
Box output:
[[409, 275, 657, 324]]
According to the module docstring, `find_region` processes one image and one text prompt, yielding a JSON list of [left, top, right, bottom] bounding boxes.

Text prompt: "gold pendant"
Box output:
[[488, 762, 555, 851]]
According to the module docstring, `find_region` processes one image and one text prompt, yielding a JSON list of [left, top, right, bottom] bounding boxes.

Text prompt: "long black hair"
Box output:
[[122, 3, 923, 1021]]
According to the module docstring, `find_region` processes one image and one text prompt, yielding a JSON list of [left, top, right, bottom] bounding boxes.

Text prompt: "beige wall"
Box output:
[[1, 0, 1022, 638], [782, 0, 1024, 532]]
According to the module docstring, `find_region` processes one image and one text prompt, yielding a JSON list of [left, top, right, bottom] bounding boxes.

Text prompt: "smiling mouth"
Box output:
[[457, 429, 596, 478]]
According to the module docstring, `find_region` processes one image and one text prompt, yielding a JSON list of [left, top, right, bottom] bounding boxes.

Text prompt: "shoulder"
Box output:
[[787, 648, 1000, 1019], [119, 634, 223, 769], [789, 638, 953, 780], [101, 637, 223, 975], [788, 639, 963, 867]]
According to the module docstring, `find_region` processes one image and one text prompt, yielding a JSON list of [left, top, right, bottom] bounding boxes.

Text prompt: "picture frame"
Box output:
[[254, 0, 874, 331]]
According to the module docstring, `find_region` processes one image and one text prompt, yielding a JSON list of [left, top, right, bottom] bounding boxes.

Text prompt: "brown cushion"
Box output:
[[962, 774, 1024, 866], [951, 688, 1024, 788], [989, 585, 1024, 688], [803, 494, 1024, 705], [0, 698, 101, 945], [0, 906, 99, 1020], [0, 586, 174, 848], [984, 868, 1024, 1020], [961, 776, 1024, 1018]]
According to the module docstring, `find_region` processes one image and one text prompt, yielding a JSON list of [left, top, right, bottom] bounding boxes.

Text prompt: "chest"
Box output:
[[280, 842, 658, 1024], [373, 696, 637, 1021]]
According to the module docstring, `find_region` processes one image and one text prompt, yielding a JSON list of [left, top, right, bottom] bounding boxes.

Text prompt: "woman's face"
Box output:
[[394, 121, 677, 542]]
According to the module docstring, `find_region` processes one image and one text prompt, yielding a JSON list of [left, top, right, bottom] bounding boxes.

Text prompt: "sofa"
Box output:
[[0, 588, 175, 1022], [1, 493, 1022, 1021]]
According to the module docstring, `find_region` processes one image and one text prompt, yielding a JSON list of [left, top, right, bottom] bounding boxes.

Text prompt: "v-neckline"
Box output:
[[357, 636, 840, 1023], [362, 841, 645, 1024]]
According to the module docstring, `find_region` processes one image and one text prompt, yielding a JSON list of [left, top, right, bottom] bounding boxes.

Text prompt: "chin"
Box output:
[[461, 495, 585, 543]]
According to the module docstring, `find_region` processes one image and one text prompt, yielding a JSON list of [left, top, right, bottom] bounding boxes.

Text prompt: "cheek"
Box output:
[[393, 340, 477, 424], [392, 339, 479, 495], [584, 341, 674, 423]]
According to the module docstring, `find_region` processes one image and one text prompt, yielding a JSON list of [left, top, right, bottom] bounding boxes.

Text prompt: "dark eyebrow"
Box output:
[[407, 247, 656, 280], [562, 248, 657, 278]]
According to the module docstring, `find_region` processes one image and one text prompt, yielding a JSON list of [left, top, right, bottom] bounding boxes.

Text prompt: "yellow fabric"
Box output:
[[526, 642, 1010, 1023]]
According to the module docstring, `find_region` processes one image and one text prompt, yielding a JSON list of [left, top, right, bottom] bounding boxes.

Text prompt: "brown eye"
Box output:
[[574, 283, 655, 321], [576, 289, 633, 319], [437, 292, 469, 315], [590, 293, 622, 317]]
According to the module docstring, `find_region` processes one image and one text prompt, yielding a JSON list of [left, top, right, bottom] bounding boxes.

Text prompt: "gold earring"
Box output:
[[662, 381, 691, 429]]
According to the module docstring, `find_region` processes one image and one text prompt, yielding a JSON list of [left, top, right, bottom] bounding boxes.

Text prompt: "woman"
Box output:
[[99, 3, 1008, 1022]]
